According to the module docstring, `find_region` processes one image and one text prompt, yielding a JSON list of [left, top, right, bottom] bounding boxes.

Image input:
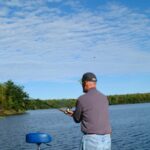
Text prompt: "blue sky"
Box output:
[[0, 0, 150, 99]]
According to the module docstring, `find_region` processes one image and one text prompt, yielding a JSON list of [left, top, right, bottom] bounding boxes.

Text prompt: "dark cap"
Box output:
[[82, 72, 97, 82]]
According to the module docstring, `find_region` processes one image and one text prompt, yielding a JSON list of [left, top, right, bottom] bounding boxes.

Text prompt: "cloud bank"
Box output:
[[0, 0, 150, 82]]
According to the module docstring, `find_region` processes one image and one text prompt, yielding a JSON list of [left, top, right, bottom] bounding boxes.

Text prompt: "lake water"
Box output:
[[0, 103, 150, 150]]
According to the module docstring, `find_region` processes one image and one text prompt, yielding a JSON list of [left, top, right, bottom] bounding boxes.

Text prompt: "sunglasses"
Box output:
[[79, 80, 86, 85]]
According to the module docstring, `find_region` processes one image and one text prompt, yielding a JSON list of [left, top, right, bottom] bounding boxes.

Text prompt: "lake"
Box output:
[[0, 103, 150, 150]]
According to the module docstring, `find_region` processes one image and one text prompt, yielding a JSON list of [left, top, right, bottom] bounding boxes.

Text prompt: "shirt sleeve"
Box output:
[[73, 99, 82, 123]]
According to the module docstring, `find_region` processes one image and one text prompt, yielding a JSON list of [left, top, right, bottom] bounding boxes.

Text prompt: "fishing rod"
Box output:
[[26, 100, 74, 150], [45, 99, 74, 115]]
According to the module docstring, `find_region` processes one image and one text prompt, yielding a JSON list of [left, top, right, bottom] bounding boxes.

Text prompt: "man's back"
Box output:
[[73, 88, 111, 135]]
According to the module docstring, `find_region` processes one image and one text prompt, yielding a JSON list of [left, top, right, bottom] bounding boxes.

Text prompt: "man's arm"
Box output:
[[72, 100, 82, 123], [64, 99, 82, 123]]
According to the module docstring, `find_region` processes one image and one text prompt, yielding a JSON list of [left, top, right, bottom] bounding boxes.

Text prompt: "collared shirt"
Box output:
[[73, 88, 111, 135]]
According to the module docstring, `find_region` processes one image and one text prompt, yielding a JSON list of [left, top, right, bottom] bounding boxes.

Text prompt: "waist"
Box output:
[[83, 132, 110, 135]]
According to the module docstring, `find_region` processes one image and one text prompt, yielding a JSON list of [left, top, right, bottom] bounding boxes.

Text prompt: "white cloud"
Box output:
[[0, 0, 150, 82]]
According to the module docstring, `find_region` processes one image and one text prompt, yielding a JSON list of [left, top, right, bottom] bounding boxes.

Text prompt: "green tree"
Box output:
[[3, 80, 29, 111]]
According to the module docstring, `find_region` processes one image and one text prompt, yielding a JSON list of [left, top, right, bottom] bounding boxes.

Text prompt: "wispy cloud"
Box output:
[[0, 0, 150, 82]]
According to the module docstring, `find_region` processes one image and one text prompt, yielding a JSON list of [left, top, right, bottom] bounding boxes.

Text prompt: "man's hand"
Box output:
[[59, 108, 74, 116], [65, 109, 74, 116]]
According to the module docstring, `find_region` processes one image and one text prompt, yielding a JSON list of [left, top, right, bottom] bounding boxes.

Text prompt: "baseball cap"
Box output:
[[81, 72, 97, 83]]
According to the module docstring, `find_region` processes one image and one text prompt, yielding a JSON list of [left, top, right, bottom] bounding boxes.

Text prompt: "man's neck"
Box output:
[[87, 87, 96, 91]]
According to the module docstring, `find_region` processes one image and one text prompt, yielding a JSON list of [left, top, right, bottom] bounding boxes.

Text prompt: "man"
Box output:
[[66, 72, 112, 150]]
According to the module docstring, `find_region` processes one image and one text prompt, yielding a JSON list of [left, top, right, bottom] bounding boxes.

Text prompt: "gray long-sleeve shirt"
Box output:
[[73, 88, 111, 135]]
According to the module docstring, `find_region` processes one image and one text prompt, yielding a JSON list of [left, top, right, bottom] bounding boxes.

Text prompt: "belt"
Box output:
[[83, 133, 106, 135]]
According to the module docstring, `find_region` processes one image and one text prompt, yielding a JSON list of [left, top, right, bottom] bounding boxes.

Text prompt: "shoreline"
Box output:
[[0, 110, 26, 117], [1, 101, 150, 117]]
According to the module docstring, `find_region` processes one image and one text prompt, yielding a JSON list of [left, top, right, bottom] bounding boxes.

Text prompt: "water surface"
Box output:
[[0, 103, 150, 150]]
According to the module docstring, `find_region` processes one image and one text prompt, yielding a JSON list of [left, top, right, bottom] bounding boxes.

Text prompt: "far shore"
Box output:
[[1, 102, 150, 117], [0, 110, 26, 117]]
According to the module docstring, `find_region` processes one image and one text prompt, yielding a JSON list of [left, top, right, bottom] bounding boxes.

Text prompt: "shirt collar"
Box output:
[[87, 87, 96, 92]]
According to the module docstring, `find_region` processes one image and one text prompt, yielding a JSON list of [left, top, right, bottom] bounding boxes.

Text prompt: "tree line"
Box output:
[[0, 80, 150, 115], [27, 93, 150, 109], [26, 99, 76, 110], [108, 93, 150, 105]]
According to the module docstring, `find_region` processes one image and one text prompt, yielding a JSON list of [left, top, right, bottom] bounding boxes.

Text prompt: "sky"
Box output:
[[0, 0, 150, 99]]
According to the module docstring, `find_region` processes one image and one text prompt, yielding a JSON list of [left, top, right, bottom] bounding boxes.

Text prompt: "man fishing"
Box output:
[[65, 72, 112, 150]]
